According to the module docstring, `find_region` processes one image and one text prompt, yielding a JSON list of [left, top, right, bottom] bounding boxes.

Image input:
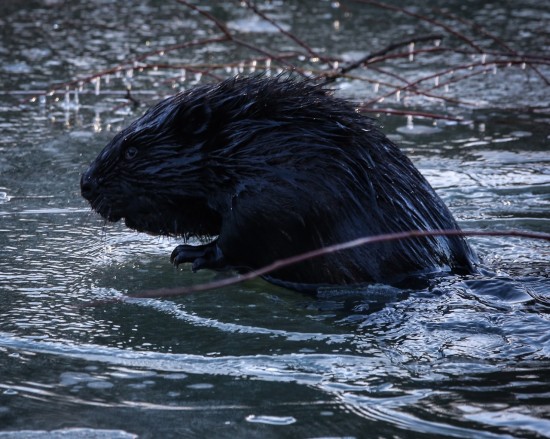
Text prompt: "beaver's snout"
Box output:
[[80, 170, 97, 202], [80, 165, 124, 223]]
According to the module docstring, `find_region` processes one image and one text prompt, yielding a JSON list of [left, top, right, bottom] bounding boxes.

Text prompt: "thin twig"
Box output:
[[327, 34, 445, 82]]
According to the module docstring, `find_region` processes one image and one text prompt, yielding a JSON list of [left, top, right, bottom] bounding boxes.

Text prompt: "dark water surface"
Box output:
[[1, 1, 549, 438]]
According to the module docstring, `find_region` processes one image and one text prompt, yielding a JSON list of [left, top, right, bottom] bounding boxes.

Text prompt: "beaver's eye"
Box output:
[[124, 146, 138, 161]]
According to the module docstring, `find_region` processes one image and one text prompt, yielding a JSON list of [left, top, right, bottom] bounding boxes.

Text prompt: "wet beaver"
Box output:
[[81, 76, 477, 291]]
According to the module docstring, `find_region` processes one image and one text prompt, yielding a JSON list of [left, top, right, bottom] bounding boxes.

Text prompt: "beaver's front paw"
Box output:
[[171, 242, 226, 272]]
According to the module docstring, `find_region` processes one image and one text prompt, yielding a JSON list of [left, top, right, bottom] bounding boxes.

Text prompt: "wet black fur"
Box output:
[[81, 75, 477, 290]]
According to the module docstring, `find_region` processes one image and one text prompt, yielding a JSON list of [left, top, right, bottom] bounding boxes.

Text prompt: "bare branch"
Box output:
[[327, 34, 445, 82]]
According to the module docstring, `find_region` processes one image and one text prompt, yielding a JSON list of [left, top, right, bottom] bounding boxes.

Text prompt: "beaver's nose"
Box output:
[[80, 168, 98, 201]]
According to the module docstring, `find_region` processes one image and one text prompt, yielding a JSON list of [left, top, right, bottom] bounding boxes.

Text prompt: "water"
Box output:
[[1, 1, 549, 438]]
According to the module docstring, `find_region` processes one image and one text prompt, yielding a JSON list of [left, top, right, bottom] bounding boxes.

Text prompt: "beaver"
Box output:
[[81, 75, 477, 291]]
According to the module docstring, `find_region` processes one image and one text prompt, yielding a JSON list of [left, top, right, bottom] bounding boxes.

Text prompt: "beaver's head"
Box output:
[[81, 76, 371, 240], [81, 76, 340, 237], [80, 83, 230, 237]]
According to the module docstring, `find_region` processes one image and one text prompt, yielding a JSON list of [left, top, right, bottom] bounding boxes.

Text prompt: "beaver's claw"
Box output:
[[170, 242, 226, 272]]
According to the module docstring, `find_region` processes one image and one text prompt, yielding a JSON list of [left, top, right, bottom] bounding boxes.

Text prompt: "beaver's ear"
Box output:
[[179, 99, 213, 136]]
